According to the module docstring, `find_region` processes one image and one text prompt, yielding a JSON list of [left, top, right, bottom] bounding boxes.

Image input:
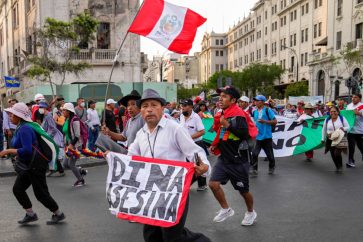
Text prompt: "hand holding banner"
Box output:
[[106, 152, 195, 227]]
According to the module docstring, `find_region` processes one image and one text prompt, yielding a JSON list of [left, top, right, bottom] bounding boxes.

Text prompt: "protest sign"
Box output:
[[202, 110, 356, 157], [106, 152, 195, 227], [288, 96, 324, 105]]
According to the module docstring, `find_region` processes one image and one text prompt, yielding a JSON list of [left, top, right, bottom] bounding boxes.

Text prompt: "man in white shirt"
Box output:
[[128, 89, 211, 242], [239, 96, 253, 116], [180, 99, 207, 191], [86, 100, 101, 151], [346, 94, 363, 167]]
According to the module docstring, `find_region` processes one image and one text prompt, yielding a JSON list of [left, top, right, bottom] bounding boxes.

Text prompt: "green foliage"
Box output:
[[285, 81, 309, 97], [177, 85, 204, 101], [207, 70, 235, 90], [25, 13, 99, 96], [340, 43, 362, 71]]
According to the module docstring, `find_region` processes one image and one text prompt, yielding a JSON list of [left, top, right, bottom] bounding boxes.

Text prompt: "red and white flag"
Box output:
[[128, 0, 206, 54]]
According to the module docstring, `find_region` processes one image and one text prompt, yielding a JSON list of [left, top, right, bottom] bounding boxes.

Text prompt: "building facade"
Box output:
[[0, 0, 142, 102], [308, 0, 363, 100]]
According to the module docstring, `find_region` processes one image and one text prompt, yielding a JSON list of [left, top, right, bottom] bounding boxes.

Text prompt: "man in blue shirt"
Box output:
[[251, 95, 277, 175]]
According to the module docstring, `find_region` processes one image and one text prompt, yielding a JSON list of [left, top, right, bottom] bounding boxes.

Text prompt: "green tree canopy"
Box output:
[[285, 81, 309, 97]]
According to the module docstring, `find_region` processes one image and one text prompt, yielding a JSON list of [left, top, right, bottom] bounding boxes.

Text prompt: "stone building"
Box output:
[[0, 0, 142, 102]]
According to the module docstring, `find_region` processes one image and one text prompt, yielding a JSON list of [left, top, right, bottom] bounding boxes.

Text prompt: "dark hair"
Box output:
[[353, 94, 362, 99], [330, 106, 340, 114], [77, 97, 84, 102]]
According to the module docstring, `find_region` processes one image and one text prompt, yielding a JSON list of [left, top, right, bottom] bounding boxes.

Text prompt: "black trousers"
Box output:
[[143, 197, 211, 242], [330, 146, 343, 169], [347, 133, 363, 161], [251, 138, 276, 170], [13, 169, 59, 212], [195, 141, 207, 187]]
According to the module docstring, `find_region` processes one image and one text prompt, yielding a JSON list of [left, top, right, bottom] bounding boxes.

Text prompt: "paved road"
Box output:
[[1, 149, 363, 242]]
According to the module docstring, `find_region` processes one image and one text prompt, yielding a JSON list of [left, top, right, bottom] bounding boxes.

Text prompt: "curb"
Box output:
[[0, 159, 107, 178]]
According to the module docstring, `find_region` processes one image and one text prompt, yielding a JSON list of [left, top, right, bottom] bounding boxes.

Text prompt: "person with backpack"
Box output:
[[0, 103, 65, 225], [321, 106, 350, 173], [251, 95, 277, 175], [39, 102, 65, 177], [62, 103, 88, 187], [74, 98, 88, 123], [209, 86, 258, 226]]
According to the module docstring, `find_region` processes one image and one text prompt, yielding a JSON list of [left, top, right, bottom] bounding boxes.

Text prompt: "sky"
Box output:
[[140, 0, 257, 57]]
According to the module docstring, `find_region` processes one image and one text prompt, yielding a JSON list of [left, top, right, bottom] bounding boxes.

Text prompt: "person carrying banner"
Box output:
[[209, 86, 258, 226], [126, 88, 211, 242], [103, 90, 144, 149], [346, 94, 363, 168], [297, 103, 315, 161], [0, 103, 65, 225], [62, 103, 88, 187], [180, 99, 208, 191], [250, 95, 277, 175], [322, 106, 350, 173]]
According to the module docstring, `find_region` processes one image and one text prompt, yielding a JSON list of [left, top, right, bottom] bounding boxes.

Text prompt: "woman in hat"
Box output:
[[297, 103, 315, 161], [321, 106, 350, 173], [62, 103, 87, 187], [198, 102, 213, 119], [0, 103, 65, 224]]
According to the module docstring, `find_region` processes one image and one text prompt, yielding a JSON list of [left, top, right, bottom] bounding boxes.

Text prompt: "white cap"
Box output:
[[106, 99, 117, 105], [239, 96, 250, 102], [62, 103, 75, 113], [34, 93, 45, 101], [5, 103, 32, 122]]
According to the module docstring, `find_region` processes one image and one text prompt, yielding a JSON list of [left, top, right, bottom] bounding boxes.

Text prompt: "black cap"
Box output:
[[181, 99, 193, 106], [217, 86, 240, 100]]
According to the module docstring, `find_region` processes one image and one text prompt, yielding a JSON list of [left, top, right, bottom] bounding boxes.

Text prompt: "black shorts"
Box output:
[[210, 156, 250, 193]]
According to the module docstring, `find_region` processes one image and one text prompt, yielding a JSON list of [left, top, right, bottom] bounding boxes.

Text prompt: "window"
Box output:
[[336, 31, 342, 50], [220, 64, 224, 71], [291, 56, 295, 71], [239, 41, 243, 48], [215, 64, 220, 72], [358, 0, 363, 4], [220, 50, 224, 56], [301, 5, 305, 16], [290, 12, 294, 21], [337, 0, 342, 16], [234, 43, 237, 51], [305, 53, 308, 65], [13, 4, 19, 28], [215, 39, 219, 45], [234, 59, 238, 68], [294, 33, 296, 46], [97, 22, 110, 49], [318, 22, 322, 37], [319, 0, 322, 7], [265, 26, 268, 35], [220, 39, 224, 45], [265, 11, 268, 19], [301, 54, 304, 66], [26, 35, 32, 54], [294, 10, 297, 20], [301, 30, 304, 43], [265, 44, 268, 56], [356, 23, 363, 39], [305, 28, 308, 41], [215, 50, 219, 56], [314, 24, 317, 38], [314, 0, 318, 9], [0, 28, 2, 46]]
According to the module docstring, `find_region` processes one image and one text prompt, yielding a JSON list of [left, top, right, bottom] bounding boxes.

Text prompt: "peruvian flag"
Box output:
[[128, 0, 206, 54]]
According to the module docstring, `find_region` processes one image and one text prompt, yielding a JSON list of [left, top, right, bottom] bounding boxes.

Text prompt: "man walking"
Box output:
[[127, 89, 211, 242], [251, 95, 277, 175], [104, 90, 144, 149], [180, 99, 207, 191], [209, 86, 257, 226], [86, 100, 101, 152], [346, 94, 363, 168], [74, 98, 87, 123], [101, 99, 118, 134]]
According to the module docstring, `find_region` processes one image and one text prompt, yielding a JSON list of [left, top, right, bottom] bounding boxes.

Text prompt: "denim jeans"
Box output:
[[88, 126, 99, 151]]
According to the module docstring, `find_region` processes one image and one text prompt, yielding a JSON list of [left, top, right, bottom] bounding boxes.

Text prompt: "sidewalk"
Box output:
[[0, 157, 106, 177]]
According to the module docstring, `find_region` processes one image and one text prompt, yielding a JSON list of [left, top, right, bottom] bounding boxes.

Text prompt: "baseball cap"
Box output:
[[34, 93, 45, 101], [239, 96, 250, 102], [253, 95, 267, 102], [106, 99, 117, 105], [38, 101, 48, 108], [181, 99, 193, 106], [217, 86, 241, 99]]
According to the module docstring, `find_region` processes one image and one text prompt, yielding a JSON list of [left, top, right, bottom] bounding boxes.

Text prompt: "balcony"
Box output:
[[71, 49, 116, 65]]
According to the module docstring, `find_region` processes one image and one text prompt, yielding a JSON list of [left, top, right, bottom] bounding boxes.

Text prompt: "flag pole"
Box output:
[[102, 0, 145, 124]]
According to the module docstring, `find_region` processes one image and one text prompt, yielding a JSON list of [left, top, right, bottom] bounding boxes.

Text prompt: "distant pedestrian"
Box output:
[[170, 109, 181, 123], [53, 102, 65, 132], [39, 102, 65, 177], [346, 94, 363, 168], [3, 99, 18, 150], [322, 106, 350, 173], [297, 103, 315, 161], [101, 99, 118, 134], [0, 103, 65, 225], [74, 98, 87, 123], [32, 94, 46, 124], [62, 103, 87, 187], [86, 100, 101, 152], [251, 95, 277, 175]]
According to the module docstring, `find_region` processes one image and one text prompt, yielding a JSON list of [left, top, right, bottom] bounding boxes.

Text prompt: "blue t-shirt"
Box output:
[[253, 107, 276, 140]]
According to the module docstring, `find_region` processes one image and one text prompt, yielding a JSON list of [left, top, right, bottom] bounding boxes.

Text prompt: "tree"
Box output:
[[285, 81, 309, 97], [206, 70, 235, 90], [26, 13, 99, 96], [177, 85, 204, 101]]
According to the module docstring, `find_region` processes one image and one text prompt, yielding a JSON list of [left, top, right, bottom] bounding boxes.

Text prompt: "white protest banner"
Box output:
[[106, 152, 195, 227], [288, 96, 324, 105]]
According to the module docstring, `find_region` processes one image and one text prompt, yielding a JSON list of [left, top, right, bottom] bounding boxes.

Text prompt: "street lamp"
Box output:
[[281, 45, 299, 82]]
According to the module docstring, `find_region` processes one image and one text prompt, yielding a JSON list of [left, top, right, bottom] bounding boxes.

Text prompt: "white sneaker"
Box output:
[[241, 210, 257, 226], [213, 208, 235, 223]]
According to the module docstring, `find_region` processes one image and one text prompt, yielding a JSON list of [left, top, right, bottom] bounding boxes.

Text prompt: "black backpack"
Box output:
[[253, 108, 276, 132]]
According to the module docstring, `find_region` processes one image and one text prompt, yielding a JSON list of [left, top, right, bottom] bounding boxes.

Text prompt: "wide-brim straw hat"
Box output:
[[331, 129, 345, 146], [62, 102, 75, 113]]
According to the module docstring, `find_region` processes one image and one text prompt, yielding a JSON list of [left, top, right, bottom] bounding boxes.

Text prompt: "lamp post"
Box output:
[[281, 45, 299, 82]]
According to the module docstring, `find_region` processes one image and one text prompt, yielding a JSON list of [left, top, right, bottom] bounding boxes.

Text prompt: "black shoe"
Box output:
[[80, 169, 88, 176], [73, 179, 85, 187], [18, 213, 38, 224], [46, 213, 65, 225]]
